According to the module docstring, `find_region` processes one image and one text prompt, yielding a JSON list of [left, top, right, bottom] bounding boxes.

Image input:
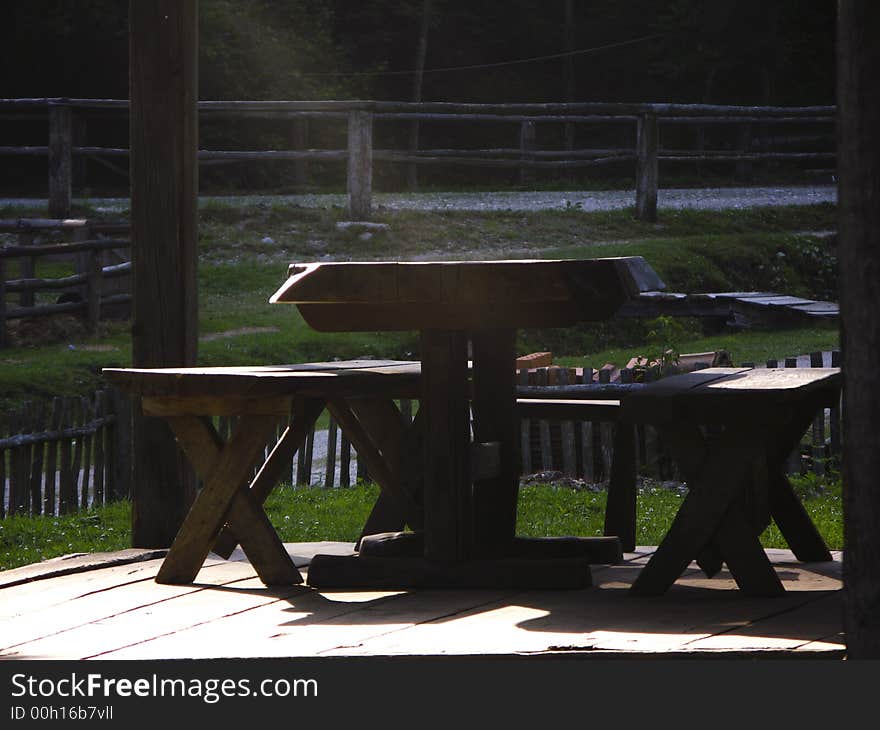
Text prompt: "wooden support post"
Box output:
[[129, 0, 199, 548], [471, 329, 518, 556], [49, 103, 73, 218], [839, 1, 880, 655], [635, 111, 658, 222], [347, 110, 373, 220], [72, 111, 87, 193], [519, 121, 536, 186], [420, 329, 471, 561]]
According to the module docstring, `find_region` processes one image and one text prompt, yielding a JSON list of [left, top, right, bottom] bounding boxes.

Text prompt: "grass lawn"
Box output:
[[0, 474, 842, 573]]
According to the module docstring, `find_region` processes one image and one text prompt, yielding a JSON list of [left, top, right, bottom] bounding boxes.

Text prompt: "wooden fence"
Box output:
[[0, 218, 131, 347], [0, 351, 841, 520], [0, 98, 836, 221], [0, 388, 131, 517]]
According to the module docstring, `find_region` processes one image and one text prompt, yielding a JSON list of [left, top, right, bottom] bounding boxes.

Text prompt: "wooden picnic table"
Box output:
[[620, 366, 841, 596], [270, 257, 664, 589]]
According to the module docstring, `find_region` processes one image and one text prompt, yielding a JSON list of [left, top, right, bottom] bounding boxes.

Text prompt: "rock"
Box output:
[[336, 221, 390, 233]]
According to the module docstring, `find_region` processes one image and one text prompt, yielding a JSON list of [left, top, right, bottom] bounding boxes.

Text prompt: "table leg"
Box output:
[[420, 329, 472, 561], [604, 422, 638, 552], [470, 328, 518, 557], [156, 415, 301, 586]]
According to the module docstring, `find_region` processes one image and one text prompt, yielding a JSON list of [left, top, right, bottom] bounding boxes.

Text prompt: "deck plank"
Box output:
[[0, 545, 845, 660]]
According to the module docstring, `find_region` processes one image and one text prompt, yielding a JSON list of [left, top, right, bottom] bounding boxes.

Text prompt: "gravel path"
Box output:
[[1, 184, 836, 214]]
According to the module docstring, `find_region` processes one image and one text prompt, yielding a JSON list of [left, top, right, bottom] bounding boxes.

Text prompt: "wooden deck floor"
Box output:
[[0, 544, 845, 660]]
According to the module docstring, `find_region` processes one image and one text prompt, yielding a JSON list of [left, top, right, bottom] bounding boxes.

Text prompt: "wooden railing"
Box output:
[[0, 98, 836, 221], [0, 389, 131, 517], [0, 218, 131, 347]]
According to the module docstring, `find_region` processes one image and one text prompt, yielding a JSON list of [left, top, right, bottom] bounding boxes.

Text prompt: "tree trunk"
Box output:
[[838, 0, 880, 658], [129, 0, 200, 548], [407, 0, 431, 191], [563, 0, 575, 150]]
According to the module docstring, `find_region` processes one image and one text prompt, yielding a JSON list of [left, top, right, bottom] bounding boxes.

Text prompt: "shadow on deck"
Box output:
[[0, 543, 844, 661]]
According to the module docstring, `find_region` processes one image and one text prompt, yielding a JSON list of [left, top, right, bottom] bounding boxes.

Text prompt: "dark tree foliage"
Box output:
[[0, 0, 835, 105]]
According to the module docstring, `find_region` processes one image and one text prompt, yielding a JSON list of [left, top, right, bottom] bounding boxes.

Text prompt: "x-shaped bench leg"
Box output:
[[327, 399, 424, 547], [212, 398, 325, 558], [155, 414, 302, 586], [631, 425, 784, 596], [766, 404, 833, 562]]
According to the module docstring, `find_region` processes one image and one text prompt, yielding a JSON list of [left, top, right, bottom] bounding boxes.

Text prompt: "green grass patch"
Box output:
[[0, 501, 131, 571], [0, 476, 842, 572]]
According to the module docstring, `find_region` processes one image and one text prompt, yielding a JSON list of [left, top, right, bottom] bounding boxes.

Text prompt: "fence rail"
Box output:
[[0, 218, 131, 347], [0, 98, 836, 221]]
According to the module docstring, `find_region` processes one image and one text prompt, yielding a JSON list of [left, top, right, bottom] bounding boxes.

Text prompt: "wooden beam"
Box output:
[[128, 0, 199, 548], [838, 0, 880, 658]]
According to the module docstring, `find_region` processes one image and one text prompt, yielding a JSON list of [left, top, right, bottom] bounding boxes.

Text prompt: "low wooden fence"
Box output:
[[0, 98, 835, 221], [0, 388, 131, 517], [0, 218, 131, 347], [1, 352, 840, 519]]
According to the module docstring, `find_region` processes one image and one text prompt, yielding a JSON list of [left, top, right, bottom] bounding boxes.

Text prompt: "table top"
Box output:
[[269, 257, 665, 331], [622, 367, 842, 422]]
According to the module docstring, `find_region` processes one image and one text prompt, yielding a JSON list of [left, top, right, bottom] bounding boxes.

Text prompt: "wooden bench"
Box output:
[[620, 366, 841, 596], [104, 360, 425, 586]]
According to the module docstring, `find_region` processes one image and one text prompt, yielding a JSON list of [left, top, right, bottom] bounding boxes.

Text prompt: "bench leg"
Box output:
[[327, 399, 423, 545], [631, 429, 777, 596], [213, 398, 324, 558], [766, 404, 833, 562], [157, 415, 302, 586]]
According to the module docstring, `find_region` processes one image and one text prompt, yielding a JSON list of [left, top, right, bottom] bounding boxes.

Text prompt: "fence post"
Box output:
[[49, 102, 73, 218], [291, 116, 309, 189], [85, 246, 102, 333], [635, 111, 658, 222], [109, 387, 133, 501], [519, 121, 536, 186], [347, 110, 373, 220], [735, 122, 753, 181], [0, 258, 7, 348], [17, 231, 35, 308]]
